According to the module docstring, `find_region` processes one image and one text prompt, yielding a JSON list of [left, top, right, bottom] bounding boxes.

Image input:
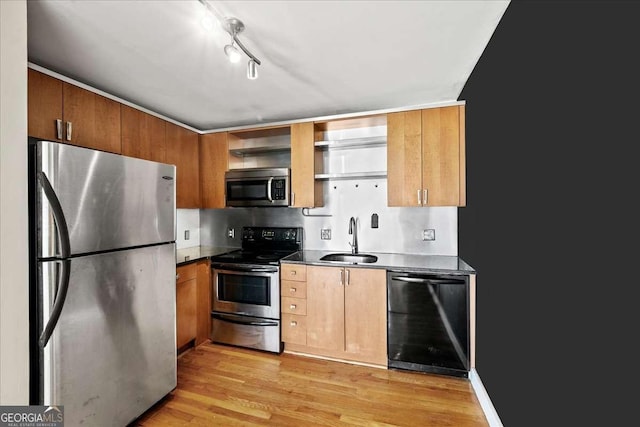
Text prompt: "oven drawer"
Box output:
[[281, 264, 306, 282], [281, 296, 307, 315], [282, 313, 307, 345], [281, 280, 307, 299], [211, 312, 282, 354]]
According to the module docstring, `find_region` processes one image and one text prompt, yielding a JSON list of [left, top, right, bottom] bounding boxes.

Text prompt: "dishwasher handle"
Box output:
[[392, 276, 466, 285]]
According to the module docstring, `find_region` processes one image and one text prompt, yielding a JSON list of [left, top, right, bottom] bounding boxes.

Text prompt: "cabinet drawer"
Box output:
[[176, 263, 197, 283], [281, 264, 306, 282], [281, 296, 307, 315], [281, 280, 307, 299], [282, 314, 307, 345]]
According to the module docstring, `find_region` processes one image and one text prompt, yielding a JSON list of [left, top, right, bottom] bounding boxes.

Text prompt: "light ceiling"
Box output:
[[27, 0, 510, 132]]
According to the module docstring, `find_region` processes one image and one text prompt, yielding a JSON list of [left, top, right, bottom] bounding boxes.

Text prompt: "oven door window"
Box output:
[[218, 273, 270, 306], [226, 179, 269, 202]]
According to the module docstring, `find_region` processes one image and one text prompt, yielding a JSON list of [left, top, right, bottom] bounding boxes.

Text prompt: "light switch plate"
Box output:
[[321, 229, 331, 240], [422, 229, 435, 241], [184, 230, 190, 240]]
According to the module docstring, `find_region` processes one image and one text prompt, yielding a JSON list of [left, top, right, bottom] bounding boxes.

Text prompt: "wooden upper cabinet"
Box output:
[[28, 69, 121, 154], [387, 105, 466, 207], [387, 109, 423, 207], [28, 69, 63, 141], [290, 122, 323, 208], [199, 132, 229, 209], [121, 104, 166, 163], [166, 122, 200, 208]]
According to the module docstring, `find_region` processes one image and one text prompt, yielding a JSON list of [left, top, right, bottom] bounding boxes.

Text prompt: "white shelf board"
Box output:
[[314, 135, 387, 150], [314, 171, 387, 180]]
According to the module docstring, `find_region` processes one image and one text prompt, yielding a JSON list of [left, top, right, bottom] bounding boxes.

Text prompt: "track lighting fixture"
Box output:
[[197, 0, 262, 80]]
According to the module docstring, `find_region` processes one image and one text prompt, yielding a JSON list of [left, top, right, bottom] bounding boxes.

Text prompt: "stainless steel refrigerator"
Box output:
[[28, 139, 177, 426]]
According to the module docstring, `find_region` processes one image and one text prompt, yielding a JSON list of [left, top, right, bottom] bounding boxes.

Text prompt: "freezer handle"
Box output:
[[37, 171, 71, 258], [39, 260, 71, 348]]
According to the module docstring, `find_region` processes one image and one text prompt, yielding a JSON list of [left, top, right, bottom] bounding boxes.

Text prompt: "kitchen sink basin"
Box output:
[[319, 253, 378, 264]]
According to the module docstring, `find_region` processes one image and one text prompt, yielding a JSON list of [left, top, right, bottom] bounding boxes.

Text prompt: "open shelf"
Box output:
[[314, 171, 387, 180], [314, 135, 387, 150], [229, 143, 291, 157]]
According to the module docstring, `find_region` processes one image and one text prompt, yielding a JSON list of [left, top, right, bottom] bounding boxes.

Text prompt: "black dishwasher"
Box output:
[[387, 271, 470, 378]]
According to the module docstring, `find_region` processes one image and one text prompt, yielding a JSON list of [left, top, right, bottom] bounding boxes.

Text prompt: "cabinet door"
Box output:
[[344, 268, 387, 365], [387, 110, 423, 207], [306, 266, 344, 351], [291, 122, 323, 207], [199, 132, 228, 209], [63, 83, 121, 153], [195, 260, 211, 346], [166, 123, 200, 208], [176, 278, 197, 349], [422, 106, 463, 207], [28, 69, 63, 141], [121, 104, 167, 162]]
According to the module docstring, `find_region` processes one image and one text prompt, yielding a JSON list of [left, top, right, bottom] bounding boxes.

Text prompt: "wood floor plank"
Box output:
[[134, 343, 488, 427]]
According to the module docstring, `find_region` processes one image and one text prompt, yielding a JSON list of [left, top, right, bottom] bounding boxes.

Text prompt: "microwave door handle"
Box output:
[[267, 177, 274, 203]]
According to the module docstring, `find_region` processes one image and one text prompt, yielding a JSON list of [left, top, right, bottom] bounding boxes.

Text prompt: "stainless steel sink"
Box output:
[[319, 253, 378, 264]]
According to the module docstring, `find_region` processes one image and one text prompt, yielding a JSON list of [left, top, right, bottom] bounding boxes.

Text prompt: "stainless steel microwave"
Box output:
[[225, 167, 290, 207]]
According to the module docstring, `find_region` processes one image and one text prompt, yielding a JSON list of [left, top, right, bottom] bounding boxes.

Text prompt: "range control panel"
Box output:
[[242, 227, 301, 243]]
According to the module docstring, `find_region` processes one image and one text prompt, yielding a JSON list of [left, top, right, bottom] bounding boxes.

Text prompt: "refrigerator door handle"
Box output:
[[37, 171, 73, 348], [37, 171, 71, 258], [39, 259, 71, 348]]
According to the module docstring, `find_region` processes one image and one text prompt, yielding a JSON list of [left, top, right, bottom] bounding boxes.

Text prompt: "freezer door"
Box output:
[[39, 244, 176, 426], [34, 140, 175, 258]]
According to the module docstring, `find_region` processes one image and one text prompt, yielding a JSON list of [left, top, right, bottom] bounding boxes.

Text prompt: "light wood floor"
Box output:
[[134, 343, 489, 426]]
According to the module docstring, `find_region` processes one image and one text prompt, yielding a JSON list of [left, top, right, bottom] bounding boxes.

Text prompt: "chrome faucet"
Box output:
[[348, 217, 358, 255]]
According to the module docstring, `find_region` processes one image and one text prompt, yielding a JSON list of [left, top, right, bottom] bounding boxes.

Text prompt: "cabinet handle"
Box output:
[[290, 287, 297, 293], [345, 269, 350, 286], [417, 189, 422, 206], [291, 192, 295, 206], [56, 119, 63, 140], [290, 320, 297, 327], [340, 269, 344, 286], [290, 304, 297, 310], [66, 122, 72, 141], [423, 189, 428, 205], [176, 273, 180, 280], [290, 270, 297, 276]]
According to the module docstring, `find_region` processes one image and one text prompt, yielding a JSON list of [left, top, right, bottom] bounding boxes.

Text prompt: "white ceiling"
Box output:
[[27, 0, 510, 132]]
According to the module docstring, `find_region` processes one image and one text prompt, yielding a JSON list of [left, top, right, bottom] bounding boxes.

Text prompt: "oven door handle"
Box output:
[[214, 265, 279, 274], [212, 313, 279, 327]]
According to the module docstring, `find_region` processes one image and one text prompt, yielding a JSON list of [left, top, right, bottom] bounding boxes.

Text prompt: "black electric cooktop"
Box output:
[[210, 227, 302, 266]]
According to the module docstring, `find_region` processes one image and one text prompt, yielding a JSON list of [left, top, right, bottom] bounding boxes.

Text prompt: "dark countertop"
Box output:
[[281, 250, 475, 275], [176, 246, 238, 266]]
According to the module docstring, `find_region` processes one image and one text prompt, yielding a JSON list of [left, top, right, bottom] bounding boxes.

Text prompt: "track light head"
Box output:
[[247, 59, 258, 80], [224, 43, 242, 63]]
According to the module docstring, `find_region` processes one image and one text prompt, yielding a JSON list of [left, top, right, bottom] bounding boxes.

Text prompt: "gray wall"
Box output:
[[200, 179, 458, 255]]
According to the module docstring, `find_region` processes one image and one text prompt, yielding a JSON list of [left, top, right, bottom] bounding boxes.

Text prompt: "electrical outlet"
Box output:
[[321, 229, 331, 240], [184, 230, 190, 240], [422, 229, 435, 241], [227, 228, 235, 238]]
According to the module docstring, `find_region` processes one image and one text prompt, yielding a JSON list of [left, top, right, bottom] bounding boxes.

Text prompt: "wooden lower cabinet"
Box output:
[[176, 263, 197, 351], [176, 260, 211, 352], [282, 264, 387, 366], [195, 260, 211, 346]]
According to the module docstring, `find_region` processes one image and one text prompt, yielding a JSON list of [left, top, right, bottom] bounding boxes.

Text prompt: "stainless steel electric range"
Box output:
[[209, 226, 303, 353]]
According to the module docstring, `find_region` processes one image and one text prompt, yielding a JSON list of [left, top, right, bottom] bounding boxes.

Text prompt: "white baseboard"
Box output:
[[470, 368, 503, 427]]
